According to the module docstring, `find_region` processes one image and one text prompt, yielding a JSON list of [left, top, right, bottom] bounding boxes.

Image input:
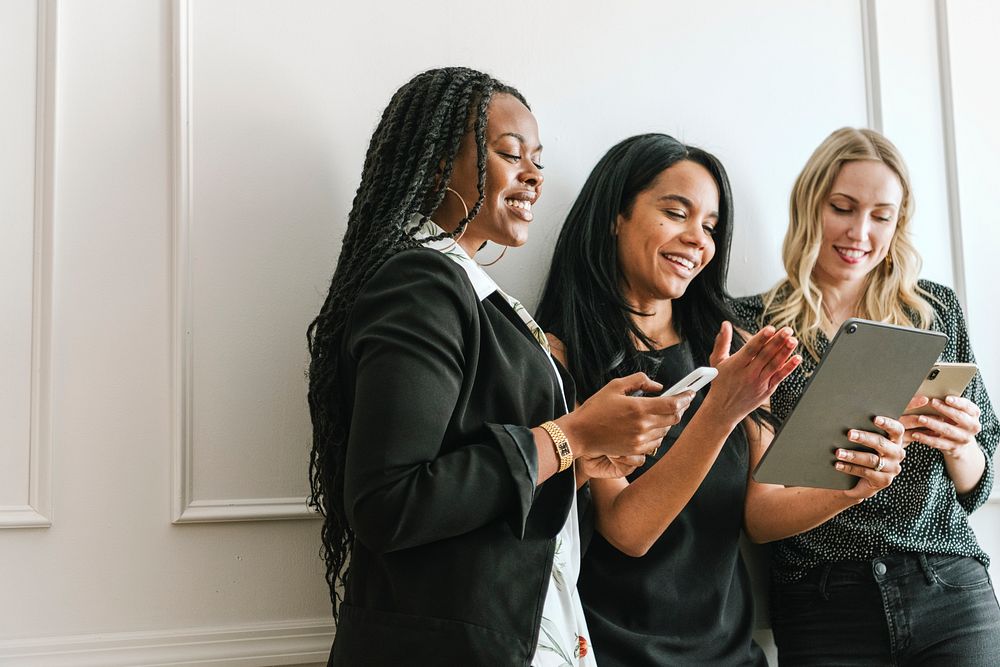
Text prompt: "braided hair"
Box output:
[[306, 67, 527, 617]]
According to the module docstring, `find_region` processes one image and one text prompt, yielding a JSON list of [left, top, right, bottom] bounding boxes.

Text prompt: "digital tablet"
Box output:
[[753, 318, 947, 490]]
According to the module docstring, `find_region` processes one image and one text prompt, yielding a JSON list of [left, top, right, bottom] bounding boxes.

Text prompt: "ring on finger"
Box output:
[[874, 455, 886, 473]]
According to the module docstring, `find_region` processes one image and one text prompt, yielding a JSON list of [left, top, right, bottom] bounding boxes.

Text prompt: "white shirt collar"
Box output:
[[410, 213, 497, 301]]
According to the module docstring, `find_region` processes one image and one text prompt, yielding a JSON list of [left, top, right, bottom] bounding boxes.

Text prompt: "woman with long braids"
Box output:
[[307, 68, 689, 666], [537, 133, 908, 665], [733, 128, 1000, 665]]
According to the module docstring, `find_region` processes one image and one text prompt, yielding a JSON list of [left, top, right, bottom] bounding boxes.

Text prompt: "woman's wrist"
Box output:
[[698, 392, 745, 433], [942, 442, 986, 492], [553, 413, 588, 459], [942, 440, 982, 462], [539, 420, 574, 472], [838, 486, 870, 504]]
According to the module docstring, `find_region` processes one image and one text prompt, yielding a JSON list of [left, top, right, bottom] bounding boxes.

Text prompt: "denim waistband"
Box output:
[[804, 553, 985, 594]]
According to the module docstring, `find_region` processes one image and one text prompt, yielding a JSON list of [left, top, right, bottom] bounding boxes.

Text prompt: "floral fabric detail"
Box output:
[[533, 499, 596, 666]]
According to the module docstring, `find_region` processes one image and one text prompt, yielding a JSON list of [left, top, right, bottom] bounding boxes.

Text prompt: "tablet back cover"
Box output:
[[753, 318, 947, 490]]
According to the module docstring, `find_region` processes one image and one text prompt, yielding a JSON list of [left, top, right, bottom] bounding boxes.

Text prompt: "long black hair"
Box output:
[[537, 133, 746, 400], [306, 67, 527, 617]]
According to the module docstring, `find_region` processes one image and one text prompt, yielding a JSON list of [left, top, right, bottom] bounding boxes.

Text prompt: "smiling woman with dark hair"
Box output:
[[538, 133, 908, 665], [307, 70, 692, 667]]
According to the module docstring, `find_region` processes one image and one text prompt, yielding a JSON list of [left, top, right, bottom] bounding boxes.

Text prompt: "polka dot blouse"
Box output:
[[731, 280, 998, 582]]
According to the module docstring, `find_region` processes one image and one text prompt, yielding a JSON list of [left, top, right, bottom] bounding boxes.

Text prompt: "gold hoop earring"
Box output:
[[445, 187, 469, 220], [884, 252, 894, 272], [441, 187, 470, 250], [477, 243, 508, 267]]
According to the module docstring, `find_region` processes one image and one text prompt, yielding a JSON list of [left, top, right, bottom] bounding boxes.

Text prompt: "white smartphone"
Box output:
[[903, 362, 977, 416], [662, 366, 718, 396]]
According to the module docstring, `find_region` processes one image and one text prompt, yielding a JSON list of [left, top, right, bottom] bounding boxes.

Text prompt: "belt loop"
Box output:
[[818, 563, 833, 601], [917, 553, 936, 585]]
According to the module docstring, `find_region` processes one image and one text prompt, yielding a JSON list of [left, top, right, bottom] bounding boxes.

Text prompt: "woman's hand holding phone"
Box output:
[[900, 363, 982, 459], [558, 372, 694, 461], [901, 395, 982, 459], [895, 363, 986, 494]]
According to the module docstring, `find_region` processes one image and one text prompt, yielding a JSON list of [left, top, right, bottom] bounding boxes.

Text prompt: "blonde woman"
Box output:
[[733, 127, 1000, 665]]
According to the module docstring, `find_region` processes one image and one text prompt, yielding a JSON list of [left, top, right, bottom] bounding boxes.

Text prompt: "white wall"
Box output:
[[1, 1, 996, 665]]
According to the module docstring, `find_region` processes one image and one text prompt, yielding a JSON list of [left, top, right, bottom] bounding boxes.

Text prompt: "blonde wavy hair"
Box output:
[[761, 127, 936, 361]]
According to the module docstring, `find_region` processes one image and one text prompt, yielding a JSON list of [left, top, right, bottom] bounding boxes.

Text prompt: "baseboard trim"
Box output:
[[0, 619, 334, 667], [173, 497, 320, 523]]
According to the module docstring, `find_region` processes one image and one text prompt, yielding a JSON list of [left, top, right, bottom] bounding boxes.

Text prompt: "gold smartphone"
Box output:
[[903, 362, 978, 416]]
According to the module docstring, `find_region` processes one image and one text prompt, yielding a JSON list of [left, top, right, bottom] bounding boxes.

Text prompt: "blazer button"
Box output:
[[874, 561, 887, 576]]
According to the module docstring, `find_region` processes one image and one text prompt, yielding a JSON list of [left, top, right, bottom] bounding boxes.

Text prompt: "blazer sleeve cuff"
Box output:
[[487, 423, 539, 538]]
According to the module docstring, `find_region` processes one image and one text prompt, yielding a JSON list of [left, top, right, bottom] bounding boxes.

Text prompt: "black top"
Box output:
[[732, 279, 998, 583], [578, 341, 766, 667], [330, 248, 578, 667]]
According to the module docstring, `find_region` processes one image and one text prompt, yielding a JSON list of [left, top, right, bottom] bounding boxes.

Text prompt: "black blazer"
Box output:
[[328, 248, 577, 666]]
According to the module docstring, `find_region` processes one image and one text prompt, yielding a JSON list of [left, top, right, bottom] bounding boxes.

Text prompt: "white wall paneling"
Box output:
[[933, 0, 967, 307], [1, 0, 332, 644], [872, 0, 956, 288], [0, 0, 55, 529], [0, 619, 334, 667], [169, 1, 877, 526], [944, 0, 1000, 397], [860, 0, 883, 131], [171, 0, 320, 523]]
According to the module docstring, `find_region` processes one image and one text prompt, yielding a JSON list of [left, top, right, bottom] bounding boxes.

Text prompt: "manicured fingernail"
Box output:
[[918, 416, 927, 424], [945, 396, 957, 405], [835, 462, 846, 470], [849, 430, 859, 440], [875, 416, 884, 426]]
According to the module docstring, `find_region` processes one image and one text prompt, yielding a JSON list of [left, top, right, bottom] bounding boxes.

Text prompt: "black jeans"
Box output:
[[771, 553, 1000, 666]]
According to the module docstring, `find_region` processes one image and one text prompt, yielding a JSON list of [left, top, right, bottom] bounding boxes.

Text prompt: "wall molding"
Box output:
[[860, 0, 883, 133], [1, 0, 55, 530], [170, 0, 318, 524], [0, 618, 334, 667], [178, 497, 317, 523], [0, 504, 51, 528], [933, 0, 968, 311], [170, 0, 195, 524]]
